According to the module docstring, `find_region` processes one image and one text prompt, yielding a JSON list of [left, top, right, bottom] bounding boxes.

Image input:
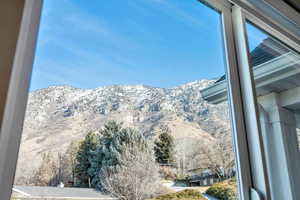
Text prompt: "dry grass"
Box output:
[[151, 189, 206, 200]]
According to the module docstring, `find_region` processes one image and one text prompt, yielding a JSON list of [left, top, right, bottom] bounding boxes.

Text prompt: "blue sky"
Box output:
[[30, 0, 266, 91], [247, 23, 268, 50]]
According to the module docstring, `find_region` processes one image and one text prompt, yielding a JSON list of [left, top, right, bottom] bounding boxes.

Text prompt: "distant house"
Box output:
[[186, 167, 236, 187], [184, 169, 220, 187], [186, 169, 220, 187], [12, 186, 117, 200]]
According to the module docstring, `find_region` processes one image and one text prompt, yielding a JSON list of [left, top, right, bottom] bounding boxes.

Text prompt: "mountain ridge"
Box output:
[[16, 79, 230, 182]]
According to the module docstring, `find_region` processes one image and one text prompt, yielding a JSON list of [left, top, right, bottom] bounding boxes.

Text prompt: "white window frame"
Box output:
[[202, 1, 300, 200], [232, 3, 300, 200], [0, 1, 43, 200], [201, 1, 274, 200], [200, 1, 254, 199], [0, 0, 299, 200], [232, 6, 271, 199]]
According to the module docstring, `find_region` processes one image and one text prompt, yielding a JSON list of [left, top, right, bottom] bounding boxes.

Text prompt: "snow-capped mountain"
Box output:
[[16, 80, 230, 180]]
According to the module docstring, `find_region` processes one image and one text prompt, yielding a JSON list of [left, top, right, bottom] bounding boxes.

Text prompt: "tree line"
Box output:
[[16, 120, 235, 200], [19, 121, 175, 200]]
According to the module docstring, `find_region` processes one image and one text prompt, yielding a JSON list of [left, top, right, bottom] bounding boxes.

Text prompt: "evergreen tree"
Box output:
[[75, 131, 98, 187], [88, 121, 122, 187], [89, 120, 147, 188], [154, 126, 175, 165]]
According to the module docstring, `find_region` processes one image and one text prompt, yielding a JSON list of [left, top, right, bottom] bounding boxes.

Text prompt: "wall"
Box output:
[[0, 0, 25, 130]]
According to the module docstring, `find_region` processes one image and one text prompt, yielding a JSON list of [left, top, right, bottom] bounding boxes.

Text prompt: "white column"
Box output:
[[259, 93, 300, 200]]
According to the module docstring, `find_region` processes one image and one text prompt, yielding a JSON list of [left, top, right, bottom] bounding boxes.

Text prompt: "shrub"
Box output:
[[152, 189, 206, 200], [206, 179, 237, 200]]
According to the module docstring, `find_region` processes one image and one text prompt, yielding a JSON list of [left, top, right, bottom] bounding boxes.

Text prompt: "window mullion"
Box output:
[[221, 8, 253, 200], [231, 5, 271, 199]]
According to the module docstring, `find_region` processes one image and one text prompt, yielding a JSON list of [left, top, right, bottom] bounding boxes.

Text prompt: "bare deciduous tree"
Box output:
[[29, 142, 80, 186], [174, 137, 205, 178], [30, 152, 57, 186], [197, 133, 235, 178], [60, 141, 80, 185], [100, 145, 161, 200]]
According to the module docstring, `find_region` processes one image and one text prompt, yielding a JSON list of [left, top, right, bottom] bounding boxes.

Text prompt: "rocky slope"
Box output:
[[16, 80, 230, 180]]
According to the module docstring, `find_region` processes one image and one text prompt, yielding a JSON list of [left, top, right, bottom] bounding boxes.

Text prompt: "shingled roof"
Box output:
[[216, 37, 291, 83]]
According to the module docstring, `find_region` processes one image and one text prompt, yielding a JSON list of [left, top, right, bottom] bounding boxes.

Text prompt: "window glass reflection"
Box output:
[[246, 22, 300, 200]]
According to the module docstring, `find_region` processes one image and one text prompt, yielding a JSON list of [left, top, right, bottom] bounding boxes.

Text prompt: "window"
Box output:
[[1, 1, 299, 200], [246, 22, 300, 200], [11, 1, 239, 200]]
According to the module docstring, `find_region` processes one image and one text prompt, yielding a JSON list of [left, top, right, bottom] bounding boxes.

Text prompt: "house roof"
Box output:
[[250, 38, 290, 66], [13, 186, 117, 199], [215, 37, 291, 83], [201, 37, 300, 105]]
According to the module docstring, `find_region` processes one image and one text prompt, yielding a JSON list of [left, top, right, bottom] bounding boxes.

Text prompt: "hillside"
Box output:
[[15, 80, 230, 181]]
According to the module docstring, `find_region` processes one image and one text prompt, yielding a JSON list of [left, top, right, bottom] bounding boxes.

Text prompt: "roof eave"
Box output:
[[200, 52, 300, 104]]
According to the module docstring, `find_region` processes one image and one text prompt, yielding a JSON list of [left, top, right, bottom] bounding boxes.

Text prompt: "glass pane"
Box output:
[[12, 1, 238, 200], [246, 22, 300, 199]]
